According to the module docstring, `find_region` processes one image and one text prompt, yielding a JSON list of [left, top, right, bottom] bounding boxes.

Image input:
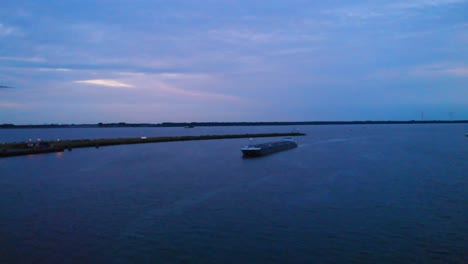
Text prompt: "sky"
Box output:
[[0, 0, 467, 124]]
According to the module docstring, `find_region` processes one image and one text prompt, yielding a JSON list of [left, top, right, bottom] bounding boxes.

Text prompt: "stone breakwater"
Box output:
[[0, 132, 305, 158]]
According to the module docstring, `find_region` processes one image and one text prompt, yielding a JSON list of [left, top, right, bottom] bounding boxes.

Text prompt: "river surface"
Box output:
[[0, 125, 467, 263]]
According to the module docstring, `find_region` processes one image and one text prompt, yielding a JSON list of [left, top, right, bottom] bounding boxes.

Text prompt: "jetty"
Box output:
[[0, 132, 305, 158]]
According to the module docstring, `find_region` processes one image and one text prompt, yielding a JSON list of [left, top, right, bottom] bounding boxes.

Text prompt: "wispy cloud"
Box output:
[[37, 68, 72, 72], [116, 72, 245, 103], [454, 23, 468, 43], [369, 63, 468, 79], [155, 82, 242, 102], [0, 56, 45, 62], [324, 0, 467, 23], [412, 64, 468, 77], [442, 67, 468, 76], [151, 72, 214, 81], [270, 48, 317, 56], [0, 23, 16, 36], [0, 102, 22, 108], [391, 0, 467, 9], [116, 72, 217, 82], [323, 8, 382, 20], [209, 29, 274, 44], [74, 79, 134, 88], [0, 85, 14, 89]]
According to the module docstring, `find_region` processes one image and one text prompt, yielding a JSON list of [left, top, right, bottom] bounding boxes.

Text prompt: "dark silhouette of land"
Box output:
[[1, 120, 467, 129]]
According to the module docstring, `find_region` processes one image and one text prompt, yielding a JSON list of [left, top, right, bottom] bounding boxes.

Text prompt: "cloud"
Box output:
[[412, 64, 468, 77], [391, 0, 467, 9], [115, 72, 245, 103], [324, 0, 467, 24], [0, 102, 22, 108], [154, 82, 242, 102], [270, 48, 316, 56], [453, 22, 468, 43], [74, 79, 134, 88], [150, 72, 214, 81], [209, 29, 274, 44], [0, 85, 14, 89], [323, 8, 382, 20], [0, 23, 16, 36], [37, 68, 72, 72], [369, 64, 468, 79], [0, 56, 45, 62], [440, 67, 468, 76], [116, 72, 217, 83]]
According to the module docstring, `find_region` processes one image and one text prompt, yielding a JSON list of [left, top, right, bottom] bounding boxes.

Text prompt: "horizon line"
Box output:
[[1, 120, 468, 127]]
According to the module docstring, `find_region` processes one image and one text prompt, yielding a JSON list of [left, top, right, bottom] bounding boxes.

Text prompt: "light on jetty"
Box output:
[[0, 132, 305, 158]]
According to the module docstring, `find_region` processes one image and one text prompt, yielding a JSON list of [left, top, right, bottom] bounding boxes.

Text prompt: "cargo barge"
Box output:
[[241, 138, 298, 157]]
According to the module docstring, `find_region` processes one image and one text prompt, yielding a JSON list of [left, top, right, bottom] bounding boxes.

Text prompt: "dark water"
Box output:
[[1, 125, 467, 263]]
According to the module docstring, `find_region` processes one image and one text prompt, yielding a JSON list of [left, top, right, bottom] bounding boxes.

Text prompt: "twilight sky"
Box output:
[[0, 0, 467, 124]]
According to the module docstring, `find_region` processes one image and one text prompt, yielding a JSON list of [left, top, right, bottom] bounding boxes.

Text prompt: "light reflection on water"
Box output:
[[0, 124, 467, 263]]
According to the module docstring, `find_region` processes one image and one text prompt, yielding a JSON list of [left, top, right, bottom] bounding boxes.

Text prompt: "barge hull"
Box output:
[[242, 140, 297, 157]]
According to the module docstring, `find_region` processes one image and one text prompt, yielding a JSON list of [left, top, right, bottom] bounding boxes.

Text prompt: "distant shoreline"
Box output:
[[1, 120, 467, 129]]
